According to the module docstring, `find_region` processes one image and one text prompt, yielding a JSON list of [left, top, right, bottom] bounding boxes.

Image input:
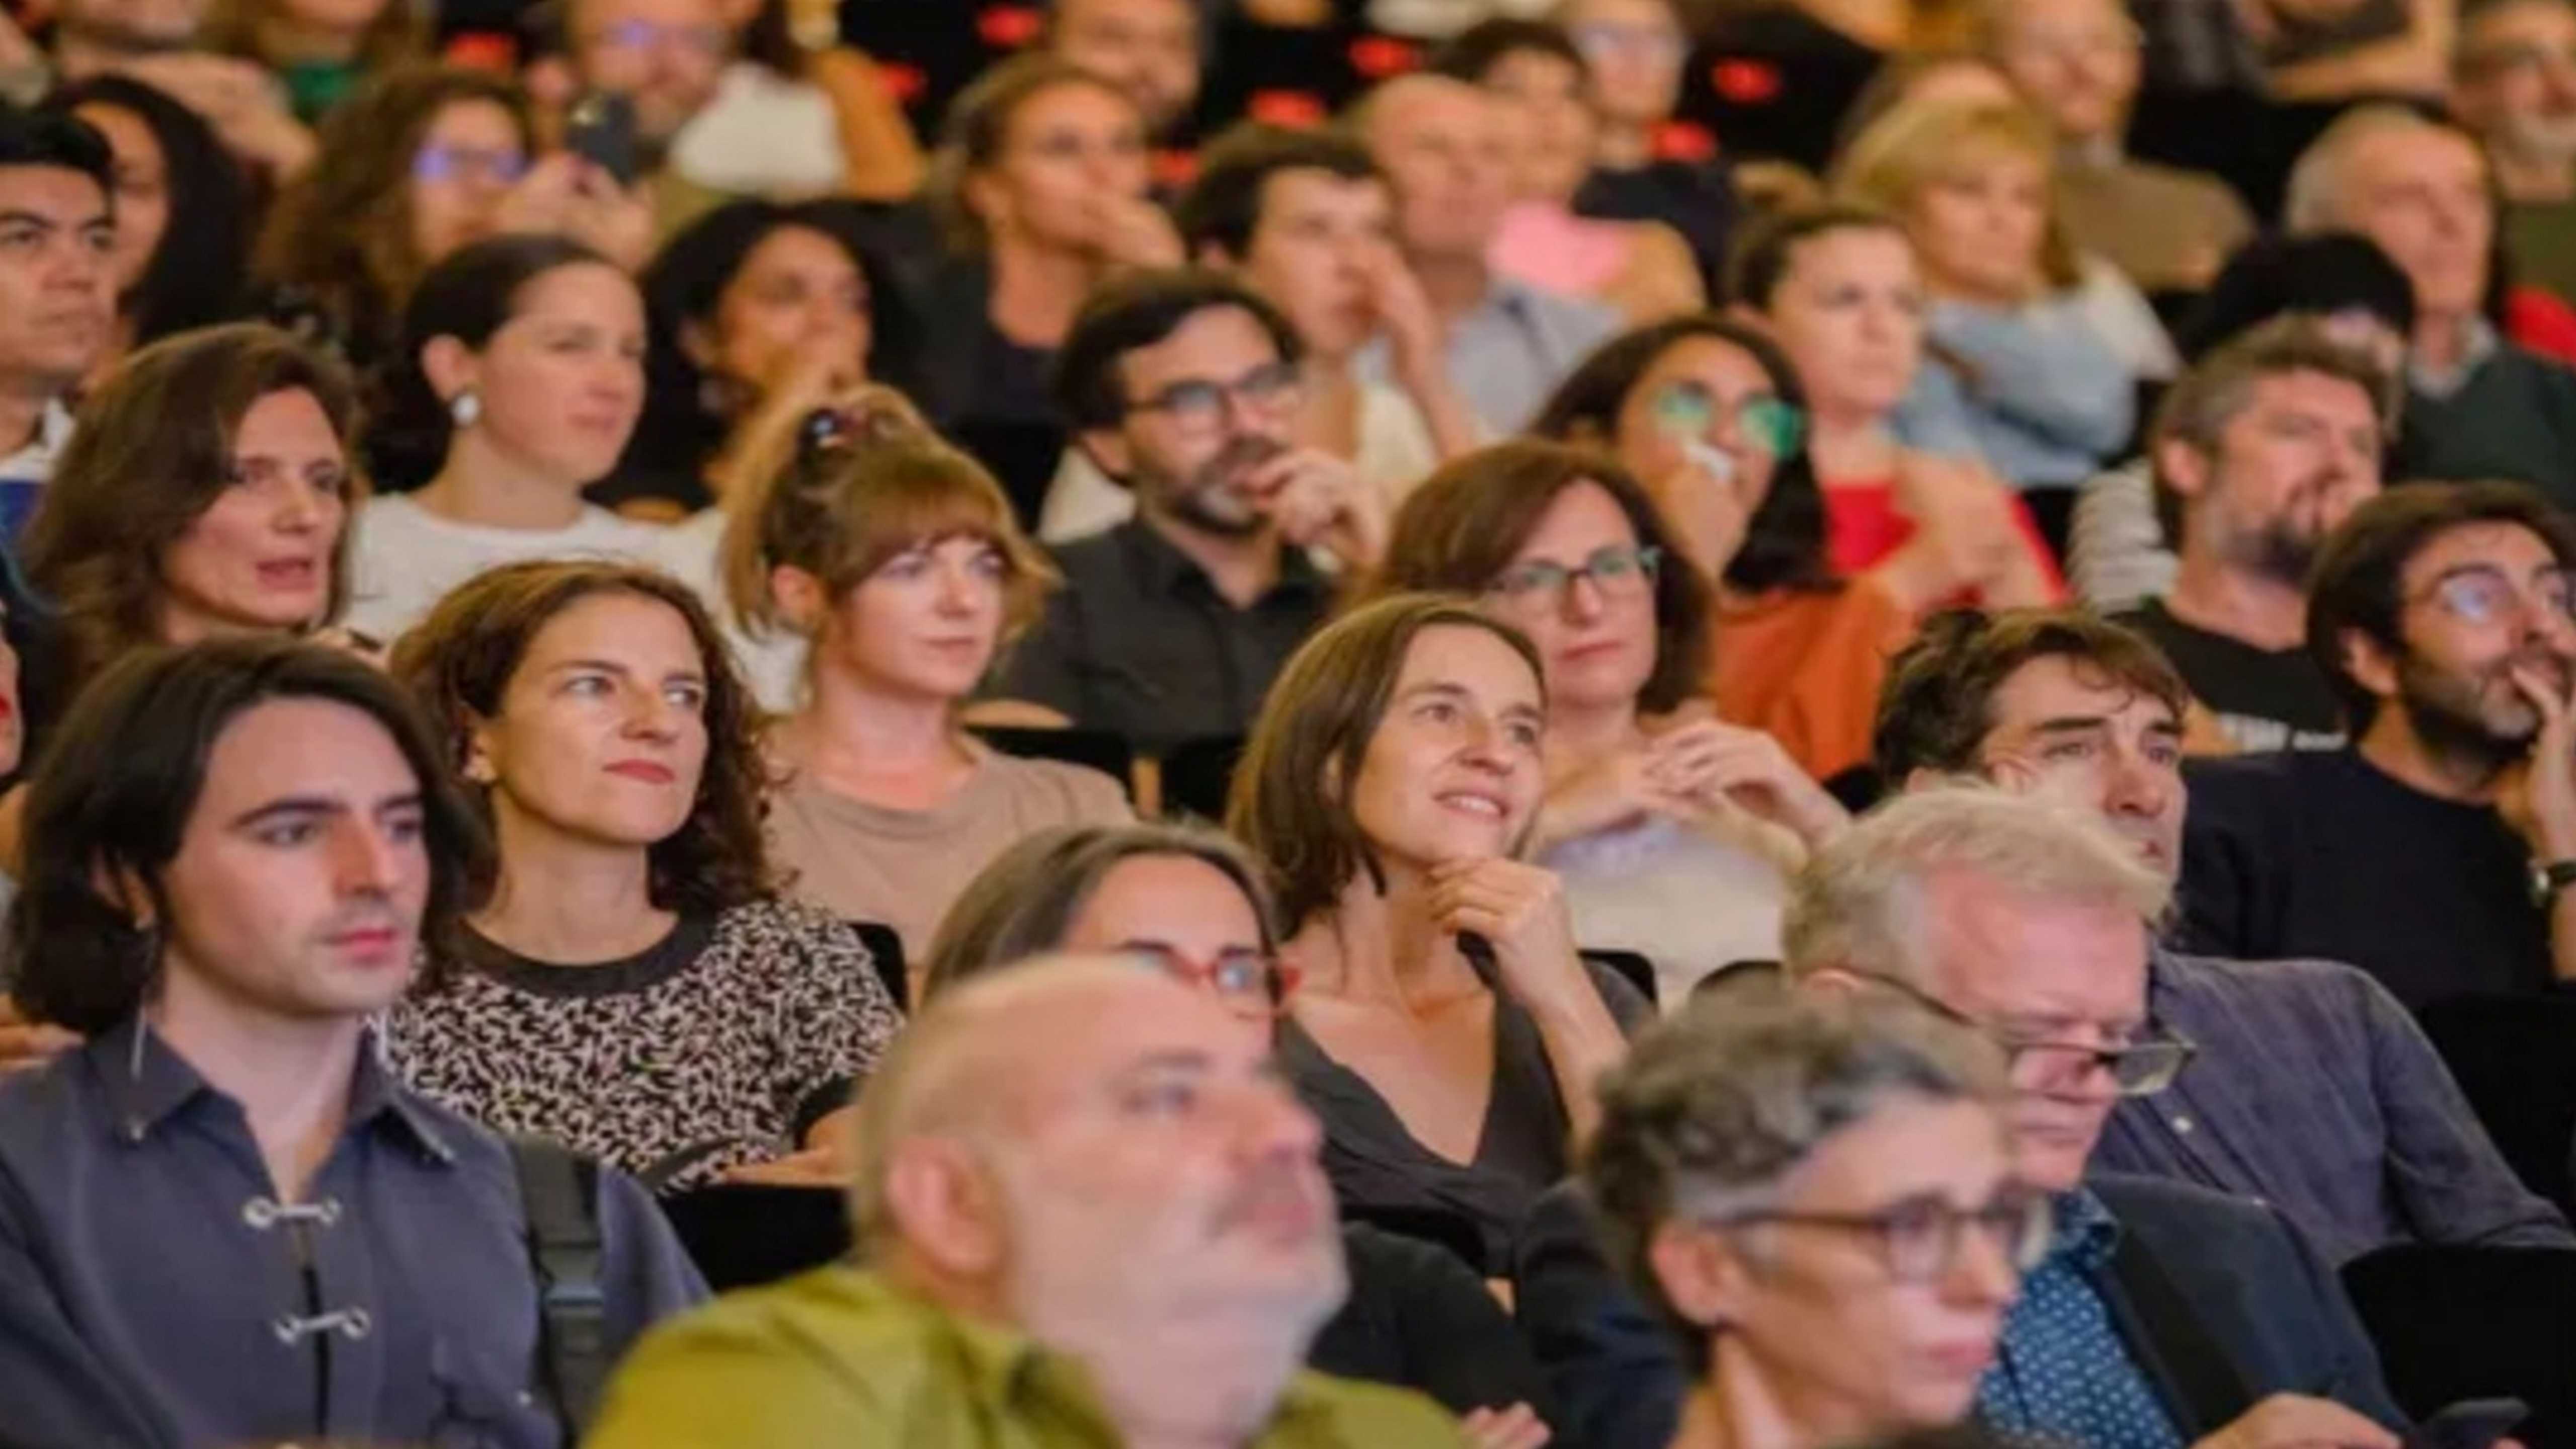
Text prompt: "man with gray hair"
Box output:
[[588, 958, 1466, 1447], [1518, 788, 2407, 1449], [2284, 104, 2576, 507]]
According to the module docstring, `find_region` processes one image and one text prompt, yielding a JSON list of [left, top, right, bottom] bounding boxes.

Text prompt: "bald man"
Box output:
[[588, 959, 1469, 1448], [1351, 74, 1619, 433]]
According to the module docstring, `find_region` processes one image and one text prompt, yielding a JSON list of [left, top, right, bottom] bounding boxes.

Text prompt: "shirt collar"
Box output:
[[2409, 316, 2501, 398], [0, 398, 72, 470], [1119, 518, 1328, 605], [2048, 1185, 2124, 1271], [90, 1016, 457, 1165]]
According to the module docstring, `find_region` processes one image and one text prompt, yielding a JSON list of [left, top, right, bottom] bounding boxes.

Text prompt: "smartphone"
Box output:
[[2403, 1398, 2528, 1449], [564, 91, 639, 189]]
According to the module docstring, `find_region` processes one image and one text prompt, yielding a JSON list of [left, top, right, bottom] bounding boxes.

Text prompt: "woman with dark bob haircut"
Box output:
[[384, 559, 901, 1192], [917, 821, 1561, 1445], [7, 637, 486, 1038], [1535, 314, 1912, 781], [1228, 591, 1651, 1274], [1369, 438, 1842, 1003]]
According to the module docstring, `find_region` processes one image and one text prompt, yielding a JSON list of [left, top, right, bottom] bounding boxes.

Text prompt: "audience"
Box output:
[[1559, 0, 1741, 293], [2115, 317, 2393, 753], [0, 105, 112, 543], [732, 397, 1129, 978], [21, 325, 357, 709], [2183, 479, 2576, 1005], [1729, 205, 2063, 617], [1042, 0, 1202, 148], [1877, 607, 2572, 1263], [910, 55, 1177, 519], [586, 958, 1467, 1447], [2452, 0, 2576, 306], [993, 268, 1383, 754], [0, 637, 705, 1446], [2286, 106, 2576, 507], [348, 234, 662, 642], [1428, 19, 1705, 326], [1978, 0, 2253, 294], [920, 821, 1559, 1446], [1834, 99, 2167, 502], [383, 560, 901, 1192], [42, 75, 250, 385], [1230, 592, 1650, 1273], [1518, 788, 2407, 1449], [1370, 439, 1841, 1001], [1354, 72, 1621, 434], [1534, 313, 1913, 781], [1043, 123, 1473, 541], [1588, 982, 2037, 1449]]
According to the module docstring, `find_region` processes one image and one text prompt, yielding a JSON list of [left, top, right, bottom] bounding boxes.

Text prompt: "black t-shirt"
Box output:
[[2117, 598, 2346, 752], [2180, 749, 2553, 1008], [1677, 8, 1883, 175], [1574, 159, 1740, 292]]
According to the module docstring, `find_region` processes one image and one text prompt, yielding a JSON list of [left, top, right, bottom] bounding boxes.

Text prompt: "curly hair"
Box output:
[[388, 559, 777, 917]]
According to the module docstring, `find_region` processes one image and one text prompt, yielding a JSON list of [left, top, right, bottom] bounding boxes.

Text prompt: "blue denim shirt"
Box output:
[[1976, 1188, 2188, 1449], [0, 1018, 706, 1449]]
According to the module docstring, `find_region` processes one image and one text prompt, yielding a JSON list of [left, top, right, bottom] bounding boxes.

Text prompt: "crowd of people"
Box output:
[[3, 0, 2576, 1442]]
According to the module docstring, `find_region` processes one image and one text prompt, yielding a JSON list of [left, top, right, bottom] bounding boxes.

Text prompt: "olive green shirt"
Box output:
[[585, 1266, 1471, 1448]]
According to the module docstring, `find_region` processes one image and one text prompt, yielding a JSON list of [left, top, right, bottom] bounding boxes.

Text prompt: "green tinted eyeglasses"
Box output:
[[1649, 381, 1804, 456]]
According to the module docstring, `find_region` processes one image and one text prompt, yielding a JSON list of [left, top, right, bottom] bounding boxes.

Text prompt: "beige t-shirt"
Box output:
[[767, 748, 1133, 972]]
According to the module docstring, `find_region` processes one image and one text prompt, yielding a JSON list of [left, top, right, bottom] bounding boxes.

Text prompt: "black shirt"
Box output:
[[2117, 598, 2346, 752], [988, 518, 1334, 755], [1678, 8, 1882, 175], [2180, 748, 2554, 1007], [1574, 159, 1741, 292], [1315, 1223, 1554, 1420]]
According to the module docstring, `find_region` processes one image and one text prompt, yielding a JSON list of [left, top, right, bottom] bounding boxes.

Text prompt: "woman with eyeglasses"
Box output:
[[1230, 592, 1651, 1274], [1369, 440, 1844, 1003], [1536, 315, 1913, 783], [919, 821, 1557, 1449], [1587, 979, 2041, 1449], [728, 394, 1130, 993]]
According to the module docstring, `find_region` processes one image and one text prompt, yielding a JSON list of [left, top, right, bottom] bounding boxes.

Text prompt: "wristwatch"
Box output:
[[2530, 859, 2576, 906]]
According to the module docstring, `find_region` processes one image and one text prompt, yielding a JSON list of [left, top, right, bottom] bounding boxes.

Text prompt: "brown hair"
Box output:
[[2149, 314, 2398, 541], [719, 390, 1057, 649], [1366, 439, 1711, 714], [23, 322, 362, 683], [1227, 592, 1548, 929], [204, 0, 426, 79], [1871, 607, 2192, 780], [1723, 201, 1908, 309], [928, 53, 1138, 253], [256, 64, 536, 360], [1833, 98, 2082, 293], [388, 559, 776, 916]]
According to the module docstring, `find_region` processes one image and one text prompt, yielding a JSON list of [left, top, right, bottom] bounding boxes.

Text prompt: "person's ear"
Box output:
[[461, 713, 502, 787], [677, 315, 719, 373], [1646, 1219, 1754, 1333], [1075, 427, 1135, 482], [1193, 239, 1240, 271], [882, 1139, 1009, 1278], [2340, 625, 2402, 703], [92, 861, 154, 931], [1726, 300, 1774, 334], [768, 563, 830, 635], [421, 335, 481, 410], [962, 169, 1010, 237], [2156, 437, 2211, 503]]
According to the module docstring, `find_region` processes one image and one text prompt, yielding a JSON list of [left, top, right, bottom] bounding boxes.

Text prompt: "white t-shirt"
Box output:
[[345, 494, 672, 645], [669, 61, 847, 199]]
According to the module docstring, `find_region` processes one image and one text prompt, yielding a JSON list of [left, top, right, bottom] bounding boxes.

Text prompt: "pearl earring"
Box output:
[[450, 390, 482, 428]]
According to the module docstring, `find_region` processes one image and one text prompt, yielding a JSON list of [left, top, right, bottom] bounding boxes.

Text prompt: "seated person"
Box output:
[[0, 105, 112, 542], [1428, 19, 1705, 326], [2116, 317, 2392, 753], [346, 235, 666, 644], [2452, 0, 2576, 308], [1534, 313, 1914, 780], [585, 959, 1468, 1447], [723, 398, 1131, 979], [0, 639, 703, 1445], [1517, 788, 2407, 1449], [1230, 592, 1651, 1272], [1370, 439, 1843, 1000], [2183, 481, 2576, 1006], [1834, 99, 2170, 498], [556, 0, 737, 240], [1042, 0, 1202, 153], [1879, 607, 2571, 1263], [1729, 204, 2063, 618], [920, 821, 1557, 1442], [384, 561, 902, 1192], [1979, 0, 2254, 293], [1589, 982, 2038, 1449], [1559, 0, 1742, 292], [990, 269, 1384, 754]]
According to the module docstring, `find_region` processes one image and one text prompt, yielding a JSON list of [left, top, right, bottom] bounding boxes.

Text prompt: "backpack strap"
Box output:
[[507, 1136, 609, 1435]]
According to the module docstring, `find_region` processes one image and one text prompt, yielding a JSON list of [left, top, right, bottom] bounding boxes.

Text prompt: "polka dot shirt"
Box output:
[[1975, 1188, 2187, 1449]]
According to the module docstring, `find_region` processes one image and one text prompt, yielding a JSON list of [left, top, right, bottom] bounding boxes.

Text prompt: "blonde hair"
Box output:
[[1783, 785, 2170, 988], [1833, 97, 2082, 292]]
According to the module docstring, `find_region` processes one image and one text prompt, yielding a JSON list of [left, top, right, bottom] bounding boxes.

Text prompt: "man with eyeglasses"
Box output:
[[1876, 605, 2568, 1262], [2112, 316, 2390, 755], [1555, 0, 1741, 293], [2452, 0, 2576, 306], [1518, 787, 2408, 1449], [565, 0, 731, 239], [990, 267, 1384, 754], [2183, 480, 2576, 1005]]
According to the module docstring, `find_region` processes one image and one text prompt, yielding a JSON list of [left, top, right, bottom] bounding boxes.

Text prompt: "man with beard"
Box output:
[[993, 268, 1385, 754], [2180, 480, 2576, 1006], [587, 958, 1466, 1447], [1044, 0, 1203, 153], [2453, 0, 2576, 307], [2116, 317, 2391, 753]]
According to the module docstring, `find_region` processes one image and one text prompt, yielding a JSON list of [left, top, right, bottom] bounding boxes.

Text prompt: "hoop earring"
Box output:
[[449, 390, 482, 428]]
